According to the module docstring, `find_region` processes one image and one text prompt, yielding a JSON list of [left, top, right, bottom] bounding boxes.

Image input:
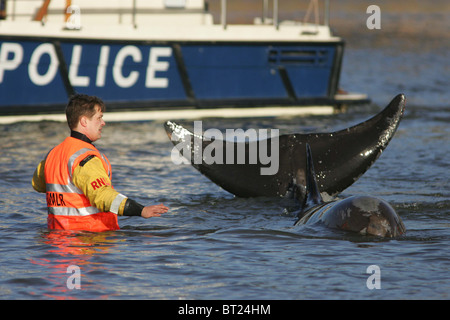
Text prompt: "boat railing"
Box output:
[[2, 0, 208, 23], [221, 0, 330, 30], [1, 0, 330, 30]]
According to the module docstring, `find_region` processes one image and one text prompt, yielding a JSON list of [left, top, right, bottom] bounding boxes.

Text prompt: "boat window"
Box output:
[[165, 0, 186, 9]]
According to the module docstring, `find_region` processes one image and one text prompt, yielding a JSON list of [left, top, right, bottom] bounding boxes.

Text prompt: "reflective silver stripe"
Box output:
[[48, 206, 100, 216], [46, 183, 83, 194], [63, 147, 97, 195], [110, 193, 127, 214], [68, 147, 97, 177], [99, 153, 111, 177]]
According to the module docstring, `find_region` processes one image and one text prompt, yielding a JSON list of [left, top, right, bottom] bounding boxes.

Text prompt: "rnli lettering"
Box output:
[[47, 192, 66, 207], [91, 177, 109, 190], [0, 42, 172, 88]]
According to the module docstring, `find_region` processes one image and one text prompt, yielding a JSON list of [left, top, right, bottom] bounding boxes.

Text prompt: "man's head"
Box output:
[[66, 94, 106, 142]]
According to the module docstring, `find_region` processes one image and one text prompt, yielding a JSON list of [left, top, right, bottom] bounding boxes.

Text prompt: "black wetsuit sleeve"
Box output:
[[122, 199, 145, 216]]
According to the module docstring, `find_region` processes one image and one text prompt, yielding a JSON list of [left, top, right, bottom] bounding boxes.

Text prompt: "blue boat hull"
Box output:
[[0, 37, 344, 114]]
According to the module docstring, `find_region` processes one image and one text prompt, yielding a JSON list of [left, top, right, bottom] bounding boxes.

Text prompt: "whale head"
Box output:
[[295, 144, 406, 237], [318, 195, 406, 237]]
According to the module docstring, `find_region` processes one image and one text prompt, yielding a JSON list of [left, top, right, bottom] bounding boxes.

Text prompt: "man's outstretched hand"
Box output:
[[141, 203, 169, 218]]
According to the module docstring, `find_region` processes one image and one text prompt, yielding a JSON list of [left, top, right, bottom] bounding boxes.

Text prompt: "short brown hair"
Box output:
[[65, 94, 106, 129]]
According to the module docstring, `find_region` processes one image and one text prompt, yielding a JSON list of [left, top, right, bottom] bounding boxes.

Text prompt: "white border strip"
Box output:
[[0, 106, 334, 124]]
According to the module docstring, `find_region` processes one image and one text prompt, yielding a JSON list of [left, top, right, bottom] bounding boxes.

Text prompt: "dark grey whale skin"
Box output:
[[293, 144, 406, 238], [294, 195, 406, 237], [165, 94, 406, 204]]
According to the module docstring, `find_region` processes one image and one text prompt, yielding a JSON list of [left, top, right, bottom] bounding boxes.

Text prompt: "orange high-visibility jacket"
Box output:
[[44, 136, 122, 231]]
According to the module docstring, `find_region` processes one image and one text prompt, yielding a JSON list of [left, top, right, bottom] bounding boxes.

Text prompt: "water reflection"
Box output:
[[40, 230, 120, 256], [29, 230, 123, 299]]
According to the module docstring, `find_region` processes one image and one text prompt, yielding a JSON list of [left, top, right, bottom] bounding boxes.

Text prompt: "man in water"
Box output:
[[32, 94, 169, 231]]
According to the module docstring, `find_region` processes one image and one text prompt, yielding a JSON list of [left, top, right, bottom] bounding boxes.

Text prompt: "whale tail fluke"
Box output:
[[164, 94, 406, 202]]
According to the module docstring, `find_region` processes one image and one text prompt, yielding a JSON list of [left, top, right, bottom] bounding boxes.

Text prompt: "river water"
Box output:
[[0, 4, 449, 301]]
